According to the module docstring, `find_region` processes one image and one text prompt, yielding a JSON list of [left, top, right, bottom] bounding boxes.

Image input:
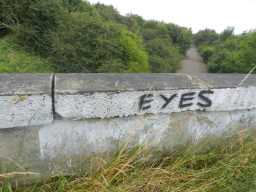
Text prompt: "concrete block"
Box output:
[[55, 73, 193, 93], [55, 85, 256, 120], [0, 74, 53, 129], [38, 109, 256, 173], [0, 127, 42, 174], [192, 73, 256, 88]]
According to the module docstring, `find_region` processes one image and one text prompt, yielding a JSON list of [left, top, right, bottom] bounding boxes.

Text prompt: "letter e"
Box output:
[[139, 94, 154, 111]]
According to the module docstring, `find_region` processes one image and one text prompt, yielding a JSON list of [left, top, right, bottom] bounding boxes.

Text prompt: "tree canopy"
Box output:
[[0, 0, 192, 73], [195, 28, 256, 73]]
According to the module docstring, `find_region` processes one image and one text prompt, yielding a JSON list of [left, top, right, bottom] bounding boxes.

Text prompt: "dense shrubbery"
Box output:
[[51, 13, 149, 72], [0, 0, 192, 73], [16, 0, 66, 55], [140, 21, 191, 72], [0, 36, 53, 72], [195, 28, 256, 73]]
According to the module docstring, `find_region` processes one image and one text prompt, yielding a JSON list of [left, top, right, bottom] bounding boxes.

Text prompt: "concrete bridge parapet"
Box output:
[[1, 73, 256, 177]]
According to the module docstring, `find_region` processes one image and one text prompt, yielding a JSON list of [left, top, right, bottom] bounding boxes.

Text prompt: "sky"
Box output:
[[88, 0, 256, 34]]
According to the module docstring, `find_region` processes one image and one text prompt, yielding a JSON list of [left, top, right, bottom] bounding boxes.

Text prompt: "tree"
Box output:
[[0, 0, 39, 33], [167, 24, 192, 54], [220, 27, 235, 41], [0, 0, 192, 73], [194, 29, 219, 46], [15, 0, 66, 55], [50, 12, 149, 73], [145, 38, 181, 72], [94, 3, 123, 23]]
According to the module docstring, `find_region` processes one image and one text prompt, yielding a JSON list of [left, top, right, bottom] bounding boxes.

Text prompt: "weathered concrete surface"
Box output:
[[0, 74, 53, 129], [193, 73, 256, 88], [1, 109, 255, 175], [0, 74, 53, 95], [39, 109, 256, 173], [0, 127, 44, 174], [1, 73, 256, 177], [55, 73, 193, 92], [55, 74, 256, 119], [55, 87, 256, 119], [55, 73, 256, 92]]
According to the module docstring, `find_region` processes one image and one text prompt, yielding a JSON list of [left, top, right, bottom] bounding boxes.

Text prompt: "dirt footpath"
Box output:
[[178, 46, 207, 74]]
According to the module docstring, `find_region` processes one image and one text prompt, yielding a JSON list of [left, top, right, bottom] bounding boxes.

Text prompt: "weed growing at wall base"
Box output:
[[2, 129, 256, 192]]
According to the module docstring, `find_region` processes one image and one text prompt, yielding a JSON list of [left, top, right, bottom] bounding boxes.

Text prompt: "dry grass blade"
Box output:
[[0, 172, 40, 179], [3, 129, 256, 192]]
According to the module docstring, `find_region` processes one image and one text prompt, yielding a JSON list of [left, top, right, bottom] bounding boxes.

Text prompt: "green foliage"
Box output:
[[16, 0, 66, 55], [117, 29, 149, 72], [0, 36, 53, 73], [0, 0, 38, 27], [198, 45, 215, 63], [196, 28, 256, 73], [142, 21, 170, 41], [122, 14, 145, 34], [194, 29, 219, 46], [237, 32, 256, 72], [93, 7, 193, 73], [94, 3, 123, 23], [0, 182, 12, 192], [0, 0, 192, 73], [167, 24, 193, 54], [62, 0, 83, 12], [146, 38, 181, 72], [139, 20, 190, 72], [50, 12, 149, 73], [219, 27, 234, 41]]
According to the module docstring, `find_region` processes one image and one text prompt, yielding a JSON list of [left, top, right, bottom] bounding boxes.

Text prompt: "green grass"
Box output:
[[2, 130, 256, 192], [0, 36, 53, 73]]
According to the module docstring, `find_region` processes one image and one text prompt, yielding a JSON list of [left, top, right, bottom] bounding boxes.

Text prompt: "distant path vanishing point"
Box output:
[[177, 46, 207, 74]]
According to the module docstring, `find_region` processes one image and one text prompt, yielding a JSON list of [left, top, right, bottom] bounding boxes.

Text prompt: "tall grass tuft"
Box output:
[[2, 129, 256, 192]]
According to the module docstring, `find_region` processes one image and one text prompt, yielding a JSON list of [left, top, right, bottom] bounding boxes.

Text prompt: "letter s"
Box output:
[[197, 90, 214, 107]]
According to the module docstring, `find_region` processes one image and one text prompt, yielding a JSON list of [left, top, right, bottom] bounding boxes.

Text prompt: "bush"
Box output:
[[146, 38, 181, 72], [0, 36, 53, 72], [167, 24, 192, 54], [0, 0, 38, 27], [1, 0, 192, 73], [237, 32, 256, 73], [195, 28, 256, 74], [16, 0, 66, 55], [198, 45, 215, 63], [194, 29, 219, 46], [50, 13, 149, 73]]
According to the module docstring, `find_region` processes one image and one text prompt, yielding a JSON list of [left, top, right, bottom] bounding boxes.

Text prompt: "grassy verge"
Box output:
[[0, 36, 53, 73], [1, 129, 256, 192]]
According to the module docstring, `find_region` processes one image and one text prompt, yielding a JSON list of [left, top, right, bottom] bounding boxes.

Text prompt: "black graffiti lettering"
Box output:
[[139, 94, 154, 111], [179, 92, 196, 108], [160, 94, 178, 109], [197, 90, 214, 107]]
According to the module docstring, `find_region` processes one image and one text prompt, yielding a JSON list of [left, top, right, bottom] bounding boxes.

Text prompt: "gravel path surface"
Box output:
[[178, 46, 207, 74]]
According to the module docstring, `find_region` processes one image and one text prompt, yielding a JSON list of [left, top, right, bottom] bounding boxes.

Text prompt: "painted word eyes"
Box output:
[[139, 90, 214, 111]]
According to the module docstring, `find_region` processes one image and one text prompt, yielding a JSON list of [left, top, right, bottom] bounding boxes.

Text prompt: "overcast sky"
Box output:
[[88, 0, 256, 34]]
